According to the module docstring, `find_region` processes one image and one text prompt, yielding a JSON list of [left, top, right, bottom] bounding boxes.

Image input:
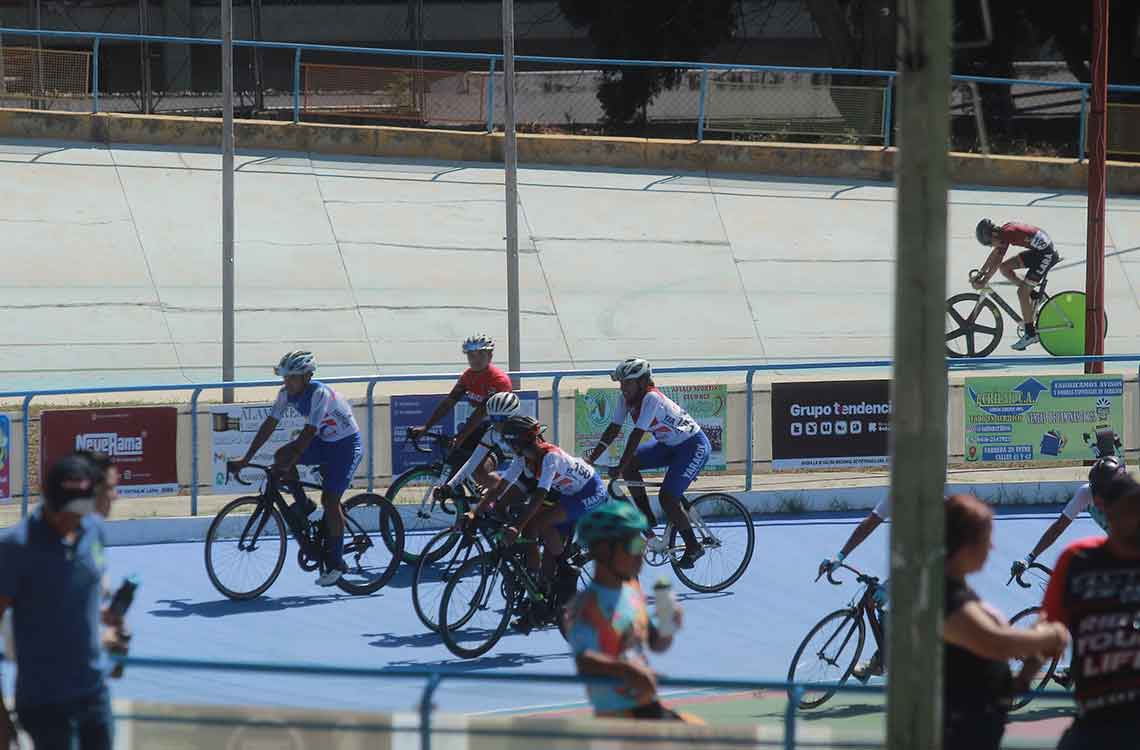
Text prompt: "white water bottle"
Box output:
[[654, 578, 678, 638]]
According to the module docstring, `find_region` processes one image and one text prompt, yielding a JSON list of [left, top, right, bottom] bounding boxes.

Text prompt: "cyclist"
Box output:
[[436, 391, 526, 511], [972, 219, 1059, 351], [227, 351, 363, 587], [566, 502, 686, 720], [585, 358, 709, 569], [409, 334, 513, 487]]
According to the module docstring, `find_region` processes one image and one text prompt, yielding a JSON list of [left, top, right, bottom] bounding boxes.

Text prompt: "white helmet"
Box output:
[[485, 391, 521, 419], [611, 357, 651, 382], [274, 350, 316, 376], [462, 333, 495, 353]]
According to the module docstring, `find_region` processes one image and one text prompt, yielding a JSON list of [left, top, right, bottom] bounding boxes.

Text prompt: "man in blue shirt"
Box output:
[[0, 455, 126, 750]]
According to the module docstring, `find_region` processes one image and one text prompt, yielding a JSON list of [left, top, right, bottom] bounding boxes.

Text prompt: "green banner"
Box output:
[[574, 385, 727, 471], [963, 375, 1124, 463]]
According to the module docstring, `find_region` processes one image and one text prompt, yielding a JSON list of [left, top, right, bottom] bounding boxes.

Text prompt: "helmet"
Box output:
[[486, 391, 522, 420], [499, 415, 542, 446], [462, 334, 495, 353], [975, 218, 996, 246], [611, 357, 652, 382], [274, 350, 316, 376], [1089, 456, 1126, 497], [576, 501, 649, 547]]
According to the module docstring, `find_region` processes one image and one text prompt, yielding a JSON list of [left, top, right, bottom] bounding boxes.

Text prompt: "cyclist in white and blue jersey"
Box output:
[[435, 392, 526, 508], [227, 351, 363, 587]]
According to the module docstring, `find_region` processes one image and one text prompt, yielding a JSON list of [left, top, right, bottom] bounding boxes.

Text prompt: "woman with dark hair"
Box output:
[[942, 493, 1069, 748]]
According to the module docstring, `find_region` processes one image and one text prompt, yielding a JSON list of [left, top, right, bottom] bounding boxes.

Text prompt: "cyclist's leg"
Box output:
[[624, 442, 673, 528], [533, 504, 568, 583], [658, 432, 712, 560], [999, 254, 1036, 329], [317, 434, 364, 579]]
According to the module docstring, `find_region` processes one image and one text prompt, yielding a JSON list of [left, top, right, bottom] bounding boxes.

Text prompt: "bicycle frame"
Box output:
[[233, 467, 322, 553], [972, 280, 1075, 335]]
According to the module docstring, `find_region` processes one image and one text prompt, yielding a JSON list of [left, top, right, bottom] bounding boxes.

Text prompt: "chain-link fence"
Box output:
[[0, 45, 90, 109]]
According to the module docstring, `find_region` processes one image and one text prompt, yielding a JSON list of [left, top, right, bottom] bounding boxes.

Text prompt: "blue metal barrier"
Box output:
[[3, 354, 1136, 517]]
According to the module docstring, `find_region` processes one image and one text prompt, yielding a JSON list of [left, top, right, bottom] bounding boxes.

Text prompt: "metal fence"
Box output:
[[2, 27, 1140, 156]]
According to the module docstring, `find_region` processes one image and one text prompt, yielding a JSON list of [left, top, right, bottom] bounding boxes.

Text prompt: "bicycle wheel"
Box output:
[[667, 493, 755, 593], [946, 293, 1004, 358], [439, 553, 514, 659], [335, 493, 405, 595], [412, 529, 486, 633], [1037, 291, 1107, 357], [204, 496, 288, 601], [787, 608, 866, 709], [1008, 607, 1061, 711], [386, 465, 470, 565]]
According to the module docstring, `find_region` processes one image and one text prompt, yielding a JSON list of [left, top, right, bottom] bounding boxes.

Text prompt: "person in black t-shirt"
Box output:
[[1043, 473, 1140, 750], [943, 494, 1070, 748]]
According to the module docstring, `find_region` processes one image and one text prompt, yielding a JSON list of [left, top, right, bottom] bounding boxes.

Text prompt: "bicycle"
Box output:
[[204, 464, 405, 600], [945, 269, 1105, 358], [1007, 561, 1071, 710], [385, 429, 484, 565], [437, 513, 588, 659], [608, 479, 755, 593], [787, 563, 886, 709]]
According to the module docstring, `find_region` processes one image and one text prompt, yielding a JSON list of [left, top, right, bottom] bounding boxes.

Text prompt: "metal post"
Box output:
[[1078, 87, 1088, 161], [1085, 0, 1109, 375], [138, 0, 151, 114], [502, 0, 521, 387], [550, 375, 562, 445], [92, 38, 100, 113], [21, 395, 32, 517], [745, 368, 756, 491], [784, 686, 802, 750], [366, 380, 378, 492], [888, 0, 950, 747], [250, 0, 264, 113], [222, 0, 236, 403], [292, 47, 301, 124], [419, 673, 442, 750], [883, 76, 894, 147], [190, 388, 202, 515], [485, 57, 496, 133], [696, 67, 709, 141]]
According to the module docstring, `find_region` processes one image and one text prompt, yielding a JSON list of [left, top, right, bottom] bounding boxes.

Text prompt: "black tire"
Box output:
[[412, 528, 486, 633], [1008, 607, 1061, 710], [668, 493, 755, 593], [335, 493, 406, 595], [205, 496, 288, 601], [946, 292, 1004, 358], [786, 608, 866, 710], [439, 553, 514, 659], [385, 465, 470, 565]]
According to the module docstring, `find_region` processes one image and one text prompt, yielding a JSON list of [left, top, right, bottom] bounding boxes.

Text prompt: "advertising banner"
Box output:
[[40, 407, 179, 497], [0, 414, 9, 501], [964, 375, 1124, 463], [389, 391, 539, 475], [211, 403, 323, 491], [771, 380, 891, 470], [574, 385, 727, 471]]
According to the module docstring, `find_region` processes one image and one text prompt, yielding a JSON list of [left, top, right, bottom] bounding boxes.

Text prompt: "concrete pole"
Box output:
[[1084, 0, 1109, 375], [502, 0, 521, 385], [887, 0, 950, 748], [222, 0, 236, 402]]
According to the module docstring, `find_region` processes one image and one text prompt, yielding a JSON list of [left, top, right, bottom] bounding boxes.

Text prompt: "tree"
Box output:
[[557, 0, 737, 127]]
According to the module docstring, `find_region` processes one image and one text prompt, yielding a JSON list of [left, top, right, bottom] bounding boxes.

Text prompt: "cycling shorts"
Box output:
[[1017, 244, 1058, 284], [549, 474, 607, 523], [634, 431, 711, 497], [297, 432, 363, 496]]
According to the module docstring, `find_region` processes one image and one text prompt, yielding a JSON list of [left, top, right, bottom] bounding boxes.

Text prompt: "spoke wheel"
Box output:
[[946, 292, 1004, 358], [1008, 607, 1062, 710], [412, 529, 486, 633], [204, 496, 288, 601], [386, 466, 470, 565], [439, 553, 514, 659], [787, 608, 866, 709], [668, 493, 755, 593], [335, 493, 405, 595]]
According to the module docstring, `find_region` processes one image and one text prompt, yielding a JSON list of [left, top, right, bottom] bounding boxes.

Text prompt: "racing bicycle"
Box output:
[[1007, 561, 1071, 710], [787, 563, 887, 709], [204, 464, 404, 599], [609, 479, 755, 593], [946, 269, 1104, 358]]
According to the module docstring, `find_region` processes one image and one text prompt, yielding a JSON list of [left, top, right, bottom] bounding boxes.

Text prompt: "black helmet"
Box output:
[[1089, 456, 1126, 497], [499, 415, 542, 446], [975, 218, 996, 246]]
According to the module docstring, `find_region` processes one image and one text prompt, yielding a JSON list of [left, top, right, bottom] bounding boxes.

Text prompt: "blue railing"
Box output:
[[2, 354, 1136, 518], [3, 27, 1140, 155], [104, 654, 1069, 750]]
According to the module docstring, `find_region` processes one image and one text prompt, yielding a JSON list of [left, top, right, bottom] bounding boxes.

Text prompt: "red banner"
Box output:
[[40, 407, 179, 497]]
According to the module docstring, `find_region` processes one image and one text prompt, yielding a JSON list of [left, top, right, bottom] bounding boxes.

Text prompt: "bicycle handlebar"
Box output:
[[1007, 561, 1054, 589], [815, 562, 878, 588], [226, 462, 274, 486], [405, 428, 450, 454]]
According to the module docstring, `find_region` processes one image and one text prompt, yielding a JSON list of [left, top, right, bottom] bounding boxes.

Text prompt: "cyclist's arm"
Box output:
[[1026, 515, 1073, 562], [836, 511, 884, 559], [472, 460, 522, 515], [945, 600, 1067, 661], [277, 425, 317, 470], [421, 385, 465, 431], [614, 428, 646, 477], [976, 246, 1007, 284], [453, 403, 488, 446], [446, 442, 493, 491], [586, 423, 622, 465], [238, 416, 279, 463], [513, 488, 548, 533]]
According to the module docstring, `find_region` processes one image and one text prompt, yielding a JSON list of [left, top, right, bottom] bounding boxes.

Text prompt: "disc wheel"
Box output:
[[1036, 291, 1107, 357], [946, 292, 1004, 358]]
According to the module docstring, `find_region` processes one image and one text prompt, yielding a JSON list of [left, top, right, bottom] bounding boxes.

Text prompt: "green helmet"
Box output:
[[576, 501, 648, 547]]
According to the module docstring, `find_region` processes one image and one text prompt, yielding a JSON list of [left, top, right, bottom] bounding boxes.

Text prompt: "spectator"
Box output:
[[943, 493, 1069, 749], [1044, 474, 1140, 749], [0, 455, 127, 750], [73, 451, 119, 518]]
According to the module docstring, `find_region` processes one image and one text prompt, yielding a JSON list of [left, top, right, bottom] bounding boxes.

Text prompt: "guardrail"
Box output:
[[2, 27, 1140, 155], [106, 654, 1068, 750], [2, 353, 1136, 518]]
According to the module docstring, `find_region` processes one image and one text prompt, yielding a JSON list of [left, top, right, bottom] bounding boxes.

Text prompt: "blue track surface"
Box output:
[[86, 509, 1096, 716]]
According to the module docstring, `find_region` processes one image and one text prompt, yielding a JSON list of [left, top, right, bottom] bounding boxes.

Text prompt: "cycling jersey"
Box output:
[[502, 442, 597, 495], [1043, 537, 1140, 721], [269, 381, 359, 442], [1063, 483, 1109, 531], [996, 222, 1053, 253], [452, 365, 513, 408], [446, 429, 515, 492], [610, 388, 700, 447]]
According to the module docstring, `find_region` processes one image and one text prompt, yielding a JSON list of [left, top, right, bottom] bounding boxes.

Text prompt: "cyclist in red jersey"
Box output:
[[973, 219, 1059, 351], [410, 334, 513, 486], [1042, 472, 1140, 749]]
